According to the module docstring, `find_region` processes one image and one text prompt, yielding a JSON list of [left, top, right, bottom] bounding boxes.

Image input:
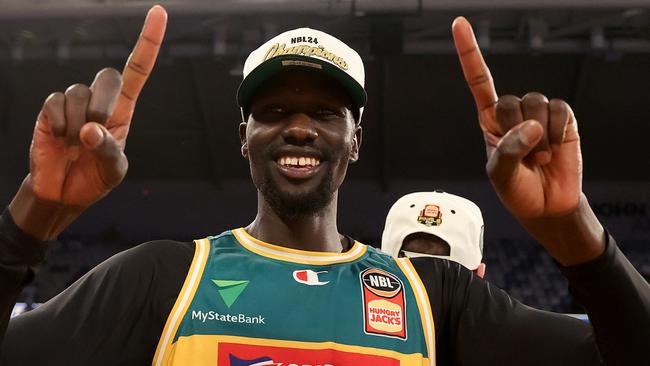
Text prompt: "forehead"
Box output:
[[249, 69, 354, 106]]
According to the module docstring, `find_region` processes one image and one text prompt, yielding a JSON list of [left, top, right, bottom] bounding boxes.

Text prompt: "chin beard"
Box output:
[[259, 169, 336, 220]]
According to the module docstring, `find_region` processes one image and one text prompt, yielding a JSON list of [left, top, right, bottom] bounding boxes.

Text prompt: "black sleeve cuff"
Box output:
[[557, 232, 617, 280], [557, 233, 650, 364], [558, 231, 648, 316], [0, 208, 49, 266]]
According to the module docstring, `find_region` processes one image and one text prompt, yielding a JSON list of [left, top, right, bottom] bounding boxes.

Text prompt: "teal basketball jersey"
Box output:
[[153, 228, 436, 365]]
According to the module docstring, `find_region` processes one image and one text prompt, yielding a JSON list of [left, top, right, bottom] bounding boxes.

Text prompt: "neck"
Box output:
[[245, 191, 344, 252]]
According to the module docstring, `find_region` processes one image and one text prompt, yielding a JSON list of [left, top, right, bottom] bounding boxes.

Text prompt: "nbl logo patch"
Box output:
[[360, 268, 407, 340]]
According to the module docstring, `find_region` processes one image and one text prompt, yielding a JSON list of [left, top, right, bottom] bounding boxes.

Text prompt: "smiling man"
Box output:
[[241, 68, 361, 242], [0, 5, 648, 366]]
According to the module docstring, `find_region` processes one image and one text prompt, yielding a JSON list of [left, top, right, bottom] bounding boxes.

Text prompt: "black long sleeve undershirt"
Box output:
[[410, 235, 650, 366], [0, 209, 47, 353], [0, 210, 648, 365]]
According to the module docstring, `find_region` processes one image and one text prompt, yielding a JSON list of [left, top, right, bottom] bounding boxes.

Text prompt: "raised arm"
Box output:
[[451, 16, 649, 365], [452, 16, 603, 266], [0, 5, 167, 360], [8, 5, 167, 241]]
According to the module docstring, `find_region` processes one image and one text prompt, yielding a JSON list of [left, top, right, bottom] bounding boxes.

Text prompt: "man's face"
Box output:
[[240, 69, 361, 219]]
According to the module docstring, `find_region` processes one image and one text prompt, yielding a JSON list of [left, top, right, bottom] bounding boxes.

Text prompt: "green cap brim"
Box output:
[[237, 54, 367, 112]]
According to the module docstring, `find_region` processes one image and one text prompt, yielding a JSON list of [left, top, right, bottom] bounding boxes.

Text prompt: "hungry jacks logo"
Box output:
[[264, 43, 348, 70], [360, 268, 407, 340]]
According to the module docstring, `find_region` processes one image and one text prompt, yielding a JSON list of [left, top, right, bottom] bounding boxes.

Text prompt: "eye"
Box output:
[[314, 108, 344, 120], [252, 105, 286, 122]]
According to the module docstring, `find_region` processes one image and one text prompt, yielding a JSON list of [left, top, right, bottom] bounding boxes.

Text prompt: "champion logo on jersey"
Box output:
[[293, 270, 329, 286]]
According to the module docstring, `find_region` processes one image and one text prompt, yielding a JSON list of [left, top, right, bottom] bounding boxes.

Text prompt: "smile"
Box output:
[[277, 156, 321, 168], [275, 155, 322, 180]]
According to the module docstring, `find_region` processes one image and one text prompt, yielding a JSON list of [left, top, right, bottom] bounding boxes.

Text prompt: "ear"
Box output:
[[239, 122, 249, 159], [473, 263, 486, 279], [349, 125, 362, 163]]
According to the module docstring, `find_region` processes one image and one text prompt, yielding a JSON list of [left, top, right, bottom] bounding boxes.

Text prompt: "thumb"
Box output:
[[486, 120, 543, 186], [80, 122, 129, 188]]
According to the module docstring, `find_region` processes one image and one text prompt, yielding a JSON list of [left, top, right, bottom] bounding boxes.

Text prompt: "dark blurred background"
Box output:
[[1, 0, 649, 313]]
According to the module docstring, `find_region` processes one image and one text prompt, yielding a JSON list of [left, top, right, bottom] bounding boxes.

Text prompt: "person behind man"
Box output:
[[382, 190, 487, 278], [0, 5, 648, 365]]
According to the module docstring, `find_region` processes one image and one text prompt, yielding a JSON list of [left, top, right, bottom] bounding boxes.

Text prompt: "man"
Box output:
[[382, 191, 487, 278], [0, 5, 647, 365]]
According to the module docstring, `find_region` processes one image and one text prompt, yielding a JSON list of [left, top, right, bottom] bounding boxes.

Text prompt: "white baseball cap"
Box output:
[[381, 191, 484, 270], [237, 27, 367, 121]]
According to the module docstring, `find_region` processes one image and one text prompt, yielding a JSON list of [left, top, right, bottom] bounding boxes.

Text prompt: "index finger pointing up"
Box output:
[[110, 5, 167, 127], [452, 17, 498, 113]]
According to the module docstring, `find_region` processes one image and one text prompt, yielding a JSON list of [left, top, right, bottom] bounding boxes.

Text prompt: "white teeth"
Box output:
[[277, 156, 321, 167]]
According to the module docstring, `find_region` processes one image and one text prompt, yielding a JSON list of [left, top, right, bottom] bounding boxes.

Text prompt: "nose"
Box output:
[[281, 112, 318, 144]]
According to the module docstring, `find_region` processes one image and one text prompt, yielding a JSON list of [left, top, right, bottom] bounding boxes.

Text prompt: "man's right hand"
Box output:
[[452, 17, 604, 266], [8, 5, 167, 240]]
